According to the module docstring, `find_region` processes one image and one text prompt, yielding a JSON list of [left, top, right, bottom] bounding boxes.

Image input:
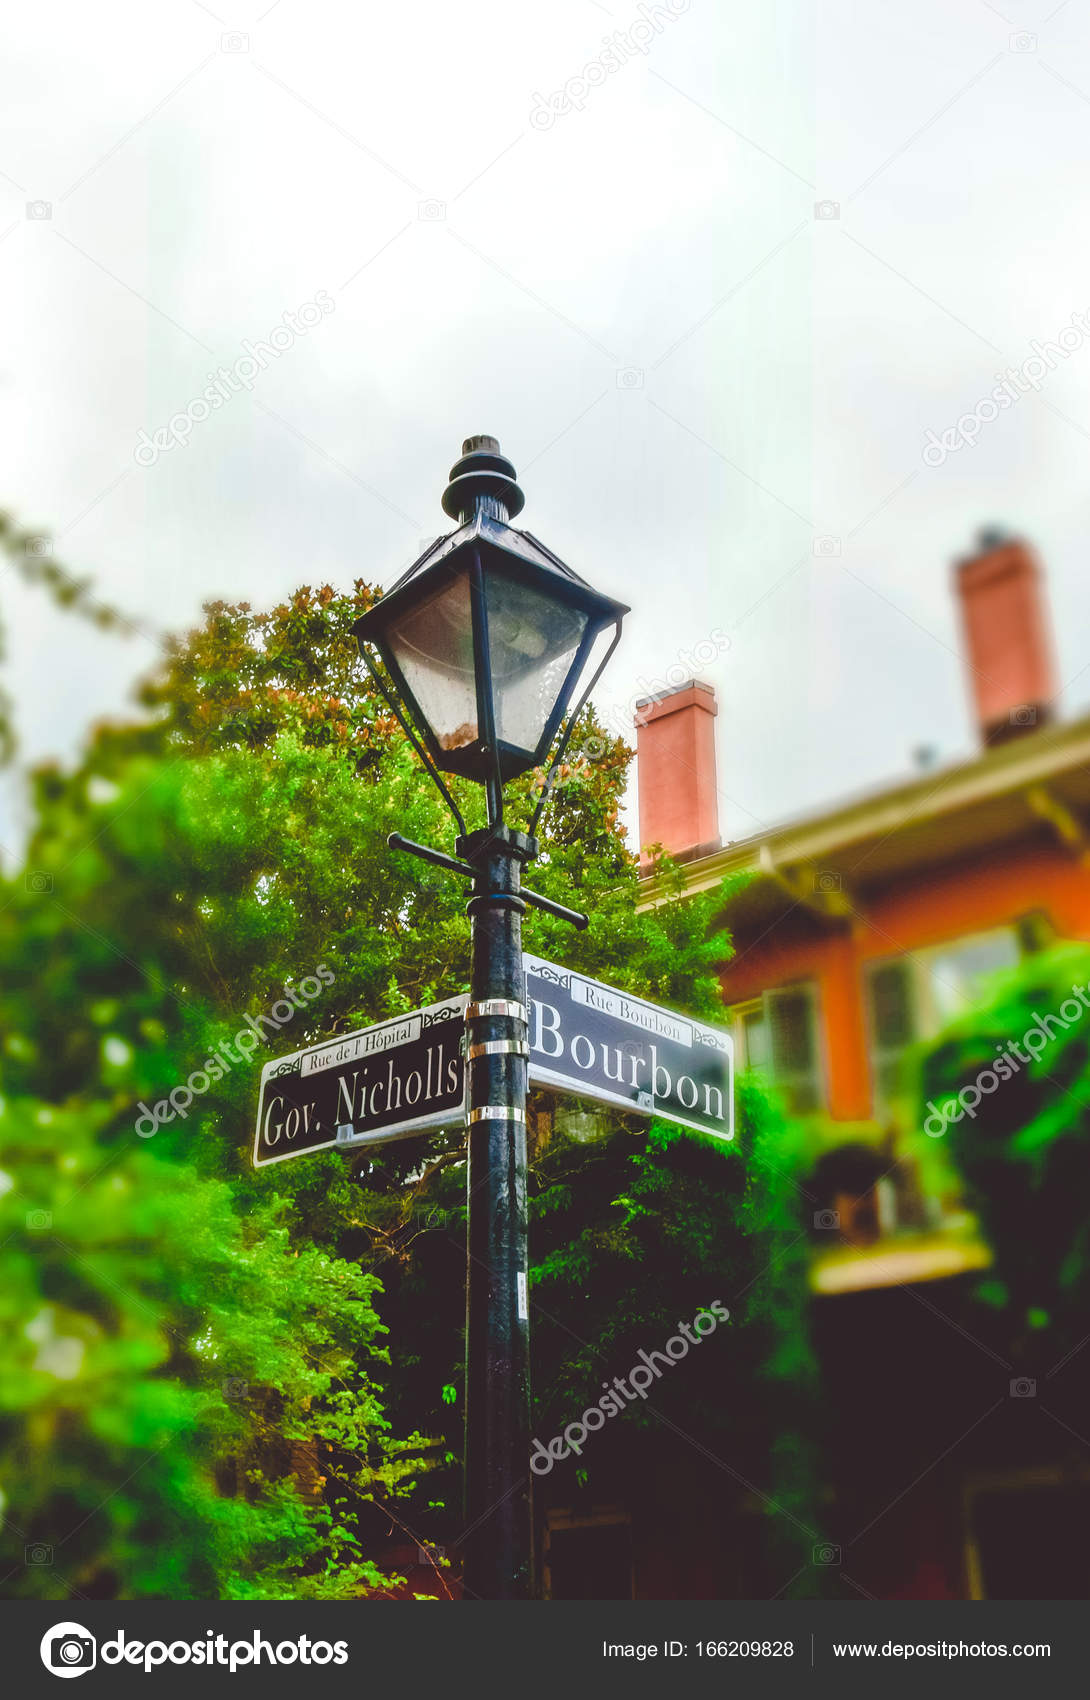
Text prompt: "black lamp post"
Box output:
[[353, 437, 626, 1600]]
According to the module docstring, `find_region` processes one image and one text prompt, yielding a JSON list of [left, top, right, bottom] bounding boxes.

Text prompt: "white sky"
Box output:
[[5, 0, 1090, 858]]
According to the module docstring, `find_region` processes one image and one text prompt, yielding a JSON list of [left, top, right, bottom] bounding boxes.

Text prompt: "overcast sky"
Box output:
[[5, 0, 1090, 859]]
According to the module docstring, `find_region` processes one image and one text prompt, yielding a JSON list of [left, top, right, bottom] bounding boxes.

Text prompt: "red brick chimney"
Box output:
[[954, 529, 1057, 746], [635, 680, 720, 864]]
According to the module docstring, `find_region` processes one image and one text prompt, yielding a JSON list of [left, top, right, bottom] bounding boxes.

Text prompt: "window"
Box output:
[[735, 984, 823, 1114], [865, 927, 1020, 1113], [869, 959, 917, 1110], [926, 930, 1021, 1025]]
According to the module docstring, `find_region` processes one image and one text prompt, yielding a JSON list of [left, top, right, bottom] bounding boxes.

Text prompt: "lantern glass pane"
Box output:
[[485, 573, 589, 755], [385, 568, 479, 752]]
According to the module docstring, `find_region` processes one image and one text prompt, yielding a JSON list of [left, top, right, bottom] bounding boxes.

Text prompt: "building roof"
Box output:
[[639, 710, 1090, 928]]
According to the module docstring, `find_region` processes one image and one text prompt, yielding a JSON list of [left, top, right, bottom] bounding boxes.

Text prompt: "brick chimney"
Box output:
[[954, 528, 1057, 746], [635, 680, 720, 864]]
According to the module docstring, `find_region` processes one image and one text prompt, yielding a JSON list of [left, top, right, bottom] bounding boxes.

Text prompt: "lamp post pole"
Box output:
[[454, 437, 534, 1601], [460, 822, 535, 1600]]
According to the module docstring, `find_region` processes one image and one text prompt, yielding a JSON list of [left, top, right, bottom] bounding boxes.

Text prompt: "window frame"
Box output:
[[863, 924, 1022, 1116], [732, 980, 826, 1116]]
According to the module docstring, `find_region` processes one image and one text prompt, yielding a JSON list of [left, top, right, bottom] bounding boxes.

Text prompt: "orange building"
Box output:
[[632, 530, 1090, 1598], [638, 530, 1090, 1193]]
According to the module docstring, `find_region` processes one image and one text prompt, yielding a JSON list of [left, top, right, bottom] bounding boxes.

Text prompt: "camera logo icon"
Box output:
[[812, 1542, 841, 1565], [813, 199, 840, 221], [40, 1622, 96, 1679], [812, 535, 841, 557], [616, 367, 644, 389], [1010, 1376, 1037, 1398], [1009, 32, 1037, 53], [814, 1208, 840, 1231], [25, 537, 53, 556], [417, 198, 446, 221], [221, 31, 249, 52], [26, 871, 54, 893], [26, 200, 53, 220], [1009, 703, 1037, 727]]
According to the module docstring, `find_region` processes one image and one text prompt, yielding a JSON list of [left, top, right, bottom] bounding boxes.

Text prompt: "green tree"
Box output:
[[918, 940, 1090, 1337], [2, 1098, 410, 1599], [1, 580, 820, 1598]]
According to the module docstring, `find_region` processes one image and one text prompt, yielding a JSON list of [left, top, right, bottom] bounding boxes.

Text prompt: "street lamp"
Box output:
[[353, 436, 627, 1601], [354, 436, 625, 826]]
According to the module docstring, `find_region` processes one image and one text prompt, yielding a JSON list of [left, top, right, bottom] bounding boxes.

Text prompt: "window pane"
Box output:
[[485, 573, 588, 755], [867, 959, 918, 1113], [386, 569, 479, 752], [769, 990, 814, 1077], [928, 930, 1019, 1024], [768, 987, 822, 1114], [741, 1007, 770, 1073], [870, 960, 916, 1050]]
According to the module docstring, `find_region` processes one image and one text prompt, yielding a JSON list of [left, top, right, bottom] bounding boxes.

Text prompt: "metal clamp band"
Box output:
[[467, 1039, 529, 1060], [465, 999, 527, 1023], [468, 1106, 526, 1124], [466, 892, 527, 918]]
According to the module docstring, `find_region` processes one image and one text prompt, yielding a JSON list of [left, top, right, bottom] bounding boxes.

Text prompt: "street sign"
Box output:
[[252, 995, 467, 1167], [524, 954, 734, 1141], [252, 966, 733, 1165]]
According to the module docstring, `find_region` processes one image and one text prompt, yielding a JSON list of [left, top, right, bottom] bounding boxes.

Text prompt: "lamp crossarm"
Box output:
[[386, 833, 589, 929]]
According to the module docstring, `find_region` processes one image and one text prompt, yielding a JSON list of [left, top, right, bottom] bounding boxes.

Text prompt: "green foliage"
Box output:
[[1, 578, 820, 1598], [918, 941, 1090, 1335], [1, 1100, 411, 1599], [0, 582, 456, 1597]]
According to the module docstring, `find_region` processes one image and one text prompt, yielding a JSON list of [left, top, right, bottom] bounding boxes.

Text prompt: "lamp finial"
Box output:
[[442, 436, 525, 523]]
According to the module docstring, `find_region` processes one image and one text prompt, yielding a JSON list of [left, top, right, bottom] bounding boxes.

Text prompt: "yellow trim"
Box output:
[[810, 1230, 992, 1295]]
